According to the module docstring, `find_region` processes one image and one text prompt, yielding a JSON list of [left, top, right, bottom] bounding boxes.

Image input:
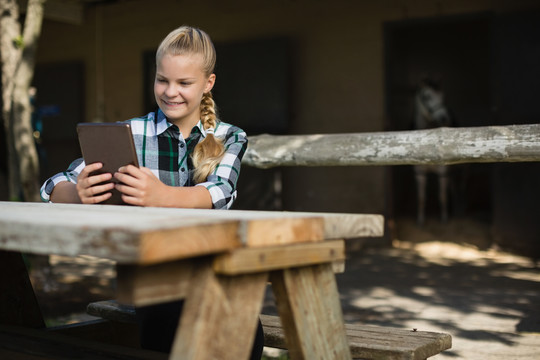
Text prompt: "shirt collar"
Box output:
[[154, 109, 172, 135], [154, 109, 206, 139]]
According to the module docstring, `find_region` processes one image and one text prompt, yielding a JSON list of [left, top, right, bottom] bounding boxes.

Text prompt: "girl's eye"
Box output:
[[180, 81, 192, 86], [156, 78, 167, 83]]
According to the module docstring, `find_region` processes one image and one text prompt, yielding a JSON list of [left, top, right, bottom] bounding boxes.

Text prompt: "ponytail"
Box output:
[[192, 91, 225, 183]]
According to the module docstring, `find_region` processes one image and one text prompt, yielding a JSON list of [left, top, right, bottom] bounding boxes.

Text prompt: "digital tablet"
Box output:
[[77, 122, 139, 205]]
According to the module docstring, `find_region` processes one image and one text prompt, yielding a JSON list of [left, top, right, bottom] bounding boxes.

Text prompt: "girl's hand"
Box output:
[[114, 165, 167, 207], [76, 162, 115, 204]]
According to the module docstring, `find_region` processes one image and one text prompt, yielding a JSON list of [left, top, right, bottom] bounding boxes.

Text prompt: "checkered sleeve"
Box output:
[[40, 158, 86, 202], [196, 125, 248, 209]]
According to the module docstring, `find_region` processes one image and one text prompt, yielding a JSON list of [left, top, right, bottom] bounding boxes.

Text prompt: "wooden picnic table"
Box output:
[[0, 201, 384, 360]]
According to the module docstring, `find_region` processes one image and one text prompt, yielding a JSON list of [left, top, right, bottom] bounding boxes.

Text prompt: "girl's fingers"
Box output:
[[84, 191, 113, 204], [117, 164, 141, 177], [115, 166, 155, 187], [77, 162, 115, 204], [87, 182, 115, 196], [78, 182, 114, 203], [115, 165, 145, 186], [120, 194, 142, 206], [79, 163, 113, 187], [80, 162, 103, 177], [87, 172, 113, 186], [114, 167, 157, 206], [114, 171, 138, 187], [115, 183, 139, 197]]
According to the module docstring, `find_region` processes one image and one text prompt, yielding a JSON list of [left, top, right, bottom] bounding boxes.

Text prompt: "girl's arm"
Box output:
[[50, 181, 81, 203], [47, 162, 115, 204], [114, 165, 213, 208], [194, 126, 247, 209]]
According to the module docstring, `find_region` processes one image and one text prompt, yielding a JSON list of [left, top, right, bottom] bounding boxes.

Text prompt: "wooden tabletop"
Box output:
[[0, 201, 383, 265], [1, 201, 384, 359]]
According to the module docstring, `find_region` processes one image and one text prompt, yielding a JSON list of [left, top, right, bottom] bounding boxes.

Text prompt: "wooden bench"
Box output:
[[87, 300, 452, 360]]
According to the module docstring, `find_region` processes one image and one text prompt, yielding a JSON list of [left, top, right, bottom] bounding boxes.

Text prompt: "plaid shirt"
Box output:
[[40, 110, 248, 209]]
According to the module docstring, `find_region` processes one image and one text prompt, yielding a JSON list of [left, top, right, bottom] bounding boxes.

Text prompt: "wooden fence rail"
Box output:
[[243, 124, 540, 168]]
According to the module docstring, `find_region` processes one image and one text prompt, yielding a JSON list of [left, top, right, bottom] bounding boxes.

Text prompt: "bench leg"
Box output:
[[171, 258, 268, 360], [271, 263, 352, 360]]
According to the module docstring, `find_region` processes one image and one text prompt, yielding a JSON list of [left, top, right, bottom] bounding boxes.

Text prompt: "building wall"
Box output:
[[35, 0, 539, 217]]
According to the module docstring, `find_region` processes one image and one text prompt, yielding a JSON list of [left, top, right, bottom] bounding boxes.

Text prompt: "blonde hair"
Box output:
[[156, 26, 224, 184]]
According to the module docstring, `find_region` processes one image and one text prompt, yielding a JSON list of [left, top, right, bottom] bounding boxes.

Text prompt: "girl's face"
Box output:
[[154, 53, 215, 128]]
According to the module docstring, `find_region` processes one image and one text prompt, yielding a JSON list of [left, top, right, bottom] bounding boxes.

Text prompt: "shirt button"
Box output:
[[181, 167, 185, 172], [180, 143, 185, 148]]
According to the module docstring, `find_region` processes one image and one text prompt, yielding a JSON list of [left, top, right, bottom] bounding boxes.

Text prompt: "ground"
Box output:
[[28, 217, 540, 359]]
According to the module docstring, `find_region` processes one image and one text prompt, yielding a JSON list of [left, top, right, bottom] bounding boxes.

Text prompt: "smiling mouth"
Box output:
[[163, 100, 185, 106]]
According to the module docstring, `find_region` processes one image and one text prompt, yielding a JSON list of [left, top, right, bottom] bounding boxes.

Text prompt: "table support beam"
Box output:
[[271, 263, 352, 360], [172, 258, 268, 360]]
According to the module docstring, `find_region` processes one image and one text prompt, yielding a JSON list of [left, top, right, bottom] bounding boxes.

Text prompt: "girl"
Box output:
[[40, 26, 263, 358], [40, 26, 243, 210]]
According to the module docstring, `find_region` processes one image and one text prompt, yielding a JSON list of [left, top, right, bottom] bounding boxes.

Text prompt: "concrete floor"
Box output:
[[261, 218, 540, 359]]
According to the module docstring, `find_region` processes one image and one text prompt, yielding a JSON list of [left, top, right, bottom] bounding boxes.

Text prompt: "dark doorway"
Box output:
[[384, 14, 493, 222], [32, 61, 85, 184], [213, 37, 293, 210], [489, 11, 540, 257]]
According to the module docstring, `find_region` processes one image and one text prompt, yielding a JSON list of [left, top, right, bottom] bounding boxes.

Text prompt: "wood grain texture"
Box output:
[[116, 261, 195, 307], [0, 202, 383, 264], [0, 202, 242, 263], [244, 124, 540, 168], [172, 258, 268, 360], [260, 314, 452, 360], [291, 212, 384, 239], [138, 222, 240, 264], [213, 240, 345, 275], [243, 217, 324, 247], [86, 301, 452, 360], [271, 264, 352, 360]]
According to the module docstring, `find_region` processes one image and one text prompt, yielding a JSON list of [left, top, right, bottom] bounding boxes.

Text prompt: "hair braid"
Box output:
[[200, 91, 217, 129], [192, 91, 225, 183]]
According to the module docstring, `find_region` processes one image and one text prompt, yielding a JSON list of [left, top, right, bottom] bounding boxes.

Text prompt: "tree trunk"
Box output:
[[0, 0, 45, 202], [0, 0, 22, 200]]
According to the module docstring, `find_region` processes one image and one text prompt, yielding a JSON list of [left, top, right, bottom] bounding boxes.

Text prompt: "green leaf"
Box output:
[[13, 35, 24, 49]]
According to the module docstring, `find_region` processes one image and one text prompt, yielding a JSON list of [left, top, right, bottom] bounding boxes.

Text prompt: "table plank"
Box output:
[[0, 202, 383, 265], [213, 240, 345, 275], [116, 261, 196, 306]]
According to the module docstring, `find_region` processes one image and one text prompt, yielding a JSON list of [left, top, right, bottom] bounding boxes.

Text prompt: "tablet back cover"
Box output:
[[77, 123, 139, 205]]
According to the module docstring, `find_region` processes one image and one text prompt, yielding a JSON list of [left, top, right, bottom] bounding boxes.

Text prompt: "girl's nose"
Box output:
[[165, 84, 179, 97]]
